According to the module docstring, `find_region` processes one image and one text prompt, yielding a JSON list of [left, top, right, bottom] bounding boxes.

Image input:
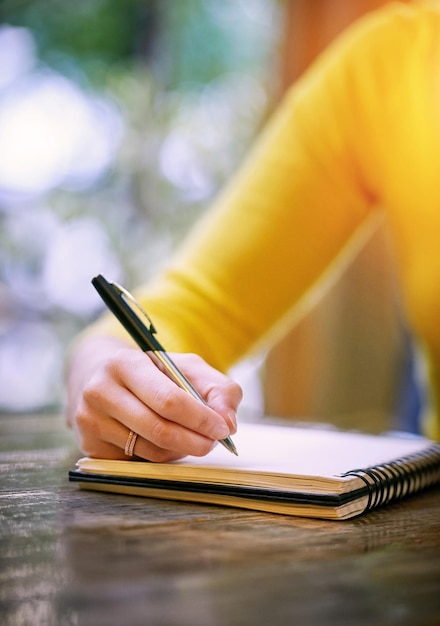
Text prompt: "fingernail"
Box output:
[[212, 421, 230, 440], [227, 409, 237, 430]]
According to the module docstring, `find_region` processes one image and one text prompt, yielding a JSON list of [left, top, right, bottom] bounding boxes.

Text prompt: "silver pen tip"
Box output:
[[222, 437, 238, 456]]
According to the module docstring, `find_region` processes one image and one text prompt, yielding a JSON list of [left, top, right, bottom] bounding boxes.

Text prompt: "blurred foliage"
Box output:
[[1, 0, 277, 87], [0, 0, 280, 412], [1, 0, 155, 82]]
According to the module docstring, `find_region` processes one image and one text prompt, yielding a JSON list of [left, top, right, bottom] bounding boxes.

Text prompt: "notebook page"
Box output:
[[177, 422, 432, 478]]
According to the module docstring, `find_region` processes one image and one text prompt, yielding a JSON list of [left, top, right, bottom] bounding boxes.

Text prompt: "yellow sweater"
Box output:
[[90, 2, 440, 440]]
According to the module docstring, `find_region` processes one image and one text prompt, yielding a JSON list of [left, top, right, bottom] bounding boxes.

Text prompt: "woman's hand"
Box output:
[[65, 335, 241, 462]]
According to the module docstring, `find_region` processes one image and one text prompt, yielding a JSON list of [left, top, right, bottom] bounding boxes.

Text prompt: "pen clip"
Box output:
[[112, 282, 157, 335]]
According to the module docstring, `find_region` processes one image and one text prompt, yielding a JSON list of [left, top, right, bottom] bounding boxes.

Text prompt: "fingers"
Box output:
[[175, 353, 242, 433], [75, 402, 192, 462], [98, 350, 233, 438], [73, 348, 242, 462]]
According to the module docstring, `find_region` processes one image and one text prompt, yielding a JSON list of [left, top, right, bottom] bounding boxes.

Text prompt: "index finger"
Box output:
[[113, 350, 233, 441]]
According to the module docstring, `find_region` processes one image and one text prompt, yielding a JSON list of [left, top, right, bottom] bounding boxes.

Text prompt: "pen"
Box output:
[[92, 274, 238, 456]]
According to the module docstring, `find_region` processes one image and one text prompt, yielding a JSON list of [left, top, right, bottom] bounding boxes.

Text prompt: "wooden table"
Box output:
[[1, 413, 439, 626]]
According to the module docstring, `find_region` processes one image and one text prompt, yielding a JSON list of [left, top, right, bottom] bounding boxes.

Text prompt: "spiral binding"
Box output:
[[342, 443, 440, 514]]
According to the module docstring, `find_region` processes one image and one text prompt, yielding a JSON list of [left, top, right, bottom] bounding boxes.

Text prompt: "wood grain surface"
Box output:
[[1, 414, 439, 626]]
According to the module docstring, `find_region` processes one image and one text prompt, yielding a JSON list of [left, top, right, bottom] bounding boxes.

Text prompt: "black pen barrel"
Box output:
[[92, 274, 163, 352]]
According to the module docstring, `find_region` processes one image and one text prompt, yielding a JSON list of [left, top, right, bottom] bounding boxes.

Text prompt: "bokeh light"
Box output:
[[0, 1, 280, 412]]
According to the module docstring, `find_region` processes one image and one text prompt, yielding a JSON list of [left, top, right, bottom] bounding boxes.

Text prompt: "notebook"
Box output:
[[69, 422, 440, 520]]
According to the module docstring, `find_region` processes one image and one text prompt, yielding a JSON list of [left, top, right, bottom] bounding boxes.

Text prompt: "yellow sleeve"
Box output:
[[86, 2, 436, 385]]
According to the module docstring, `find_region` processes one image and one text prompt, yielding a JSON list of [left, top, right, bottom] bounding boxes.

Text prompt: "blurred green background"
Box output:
[[0, 0, 281, 413]]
